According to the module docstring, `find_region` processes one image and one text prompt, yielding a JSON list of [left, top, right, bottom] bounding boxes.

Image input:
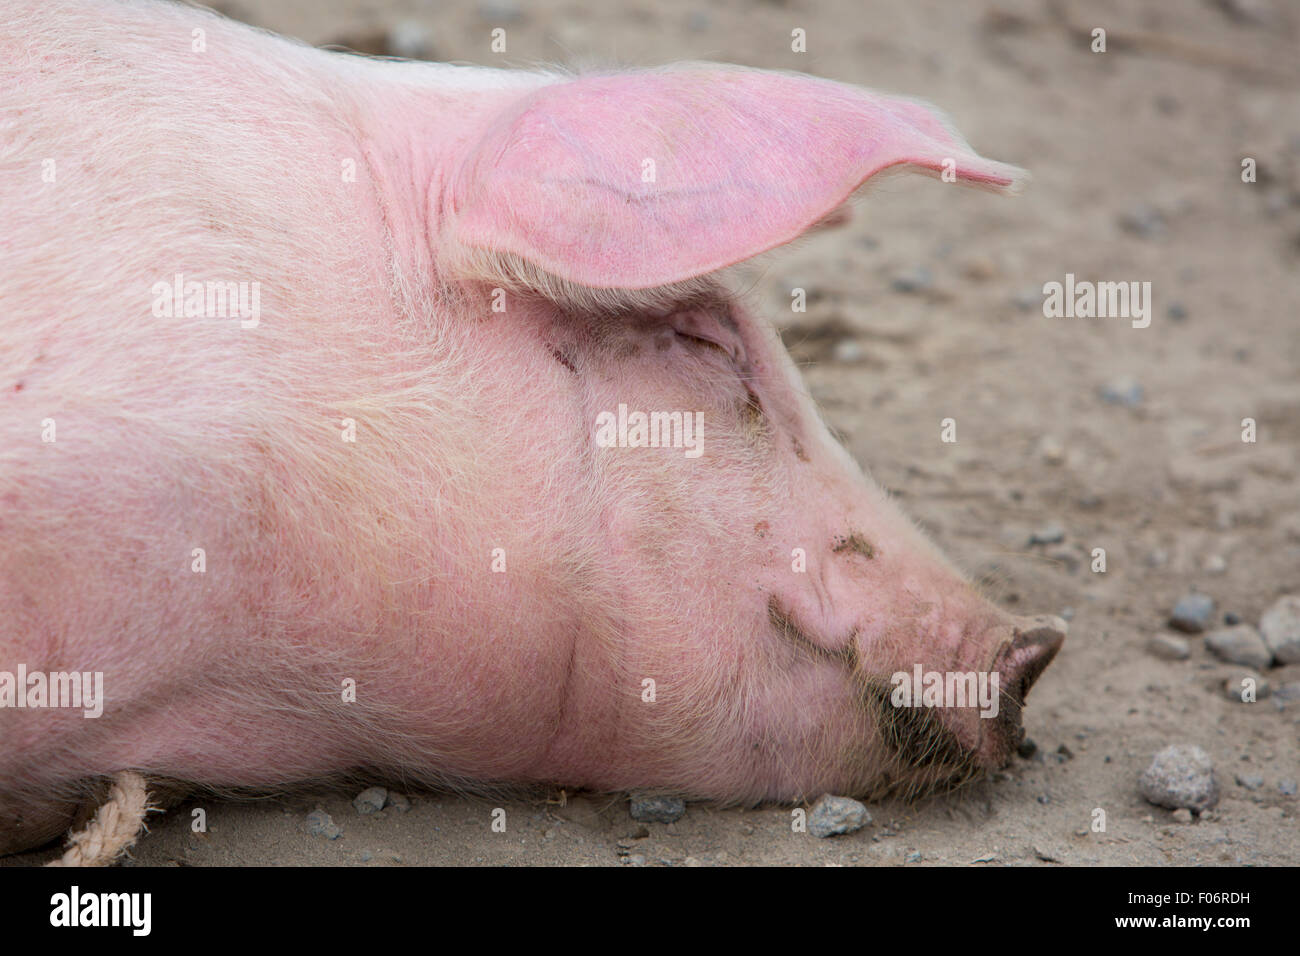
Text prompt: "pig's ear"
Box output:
[[443, 68, 1026, 291]]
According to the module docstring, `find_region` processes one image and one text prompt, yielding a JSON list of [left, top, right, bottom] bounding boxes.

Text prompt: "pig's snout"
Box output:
[[981, 614, 1067, 765]]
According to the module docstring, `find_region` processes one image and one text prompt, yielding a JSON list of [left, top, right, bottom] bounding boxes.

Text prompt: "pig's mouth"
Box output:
[[857, 615, 1067, 793]]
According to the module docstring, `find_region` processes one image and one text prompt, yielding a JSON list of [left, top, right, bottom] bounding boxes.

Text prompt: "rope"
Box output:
[[46, 771, 152, 867]]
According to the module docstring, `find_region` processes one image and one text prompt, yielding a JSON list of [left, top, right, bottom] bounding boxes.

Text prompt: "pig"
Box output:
[[0, 0, 1065, 857]]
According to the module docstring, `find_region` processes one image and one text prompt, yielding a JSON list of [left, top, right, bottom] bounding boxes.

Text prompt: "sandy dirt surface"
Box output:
[[11, 0, 1300, 866]]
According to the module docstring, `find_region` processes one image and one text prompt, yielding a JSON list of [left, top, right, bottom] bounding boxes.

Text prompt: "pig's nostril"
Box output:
[[1002, 615, 1067, 699]]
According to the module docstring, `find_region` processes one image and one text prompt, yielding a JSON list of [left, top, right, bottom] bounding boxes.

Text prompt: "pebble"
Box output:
[[1204, 624, 1273, 670], [1235, 774, 1264, 791], [832, 339, 865, 363], [1259, 595, 1300, 664], [477, 0, 522, 21], [1017, 737, 1038, 759], [905, 850, 922, 863], [1275, 682, 1300, 702], [1281, 780, 1298, 797], [1038, 435, 1066, 465], [1202, 554, 1226, 575], [890, 266, 933, 294], [1099, 378, 1144, 407], [1147, 634, 1191, 661], [1012, 288, 1039, 312], [353, 787, 388, 815], [808, 794, 872, 838], [1171, 808, 1194, 824], [1167, 302, 1189, 321], [629, 794, 686, 824], [1028, 523, 1065, 546], [1223, 672, 1270, 701], [1224, 611, 1243, 626], [1138, 744, 1219, 811], [385, 792, 411, 813], [387, 20, 434, 59], [306, 809, 342, 839], [1118, 203, 1166, 238], [1169, 592, 1215, 633]]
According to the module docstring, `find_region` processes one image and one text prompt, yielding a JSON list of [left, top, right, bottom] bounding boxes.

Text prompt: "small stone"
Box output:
[[629, 794, 686, 824], [905, 850, 922, 863], [1138, 744, 1219, 811], [1028, 523, 1066, 546], [1147, 634, 1191, 661], [1222, 672, 1270, 701], [1017, 737, 1038, 759], [387, 19, 434, 59], [1060, 607, 1075, 622], [1099, 378, 1144, 407], [385, 792, 411, 813], [1213, 0, 1278, 27], [808, 794, 872, 838], [1259, 595, 1300, 664], [832, 339, 865, 363], [1275, 681, 1300, 702], [1169, 592, 1215, 633], [477, 0, 522, 21], [1012, 288, 1039, 312], [1224, 611, 1243, 626], [625, 854, 647, 866], [1171, 808, 1194, 824], [353, 787, 388, 815], [306, 809, 342, 839], [1038, 436, 1066, 465], [1202, 554, 1226, 575], [1234, 773, 1264, 791], [1280, 780, 1298, 797], [890, 266, 933, 294], [1167, 302, 1188, 321], [960, 255, 998, 281], [1204, 624, 1273, 670], [360, 849, 373, 862], [1118, 203, 1166, 238]]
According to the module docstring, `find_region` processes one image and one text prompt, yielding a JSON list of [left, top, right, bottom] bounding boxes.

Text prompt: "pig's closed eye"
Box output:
[[674, 329, 733, 358]]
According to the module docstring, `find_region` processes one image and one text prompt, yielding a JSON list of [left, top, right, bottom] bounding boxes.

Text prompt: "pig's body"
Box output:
[[1, 0, 1064, 855]]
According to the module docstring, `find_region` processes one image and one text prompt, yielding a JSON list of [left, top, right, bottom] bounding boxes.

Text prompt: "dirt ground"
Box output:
[[14, 0, 1300, 867]]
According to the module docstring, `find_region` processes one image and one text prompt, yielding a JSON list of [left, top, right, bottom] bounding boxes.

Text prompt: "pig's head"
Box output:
[[427, 67, 1064, 803]]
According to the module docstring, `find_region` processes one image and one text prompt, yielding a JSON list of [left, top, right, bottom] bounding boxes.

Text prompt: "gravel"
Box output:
[[629, 795, 686, 824], [1169, 592, 1216, 633], [808, 794, 872, 838], [1138, 745, 1219, 811], [1260, 595, 1300, 664], [1204, 624, 1273, 669]]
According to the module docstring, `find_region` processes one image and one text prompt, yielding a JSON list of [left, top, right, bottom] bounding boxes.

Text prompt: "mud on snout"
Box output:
[[859, 615, 1067, 797]]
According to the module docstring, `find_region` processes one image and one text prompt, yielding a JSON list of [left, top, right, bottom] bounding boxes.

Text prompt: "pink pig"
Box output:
[[0, 0, 1064, 856]]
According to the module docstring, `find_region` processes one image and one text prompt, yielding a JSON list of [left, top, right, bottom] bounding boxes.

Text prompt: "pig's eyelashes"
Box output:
[[673, 329, 733, 358]]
